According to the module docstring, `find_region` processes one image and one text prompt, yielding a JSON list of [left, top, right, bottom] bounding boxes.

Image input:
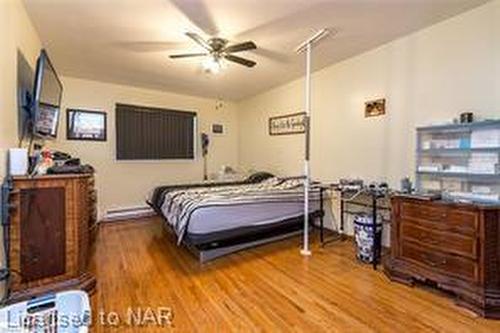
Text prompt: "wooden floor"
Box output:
[[89, 217, 500, 332]]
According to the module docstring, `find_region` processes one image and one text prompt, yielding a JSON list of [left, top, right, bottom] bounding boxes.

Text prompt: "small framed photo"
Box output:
[[212, 124, 224, 134], [67, 109, 107, 141], [365, 99, 386, 118]]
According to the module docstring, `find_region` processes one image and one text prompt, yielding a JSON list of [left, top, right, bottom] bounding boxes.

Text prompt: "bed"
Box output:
[[147, 174, 323, 262]]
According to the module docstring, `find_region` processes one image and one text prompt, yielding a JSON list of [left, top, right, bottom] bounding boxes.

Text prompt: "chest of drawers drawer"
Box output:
[[400, 202, 478, 236], [400, 222, 477, 259], [400, 242, 478, 282]]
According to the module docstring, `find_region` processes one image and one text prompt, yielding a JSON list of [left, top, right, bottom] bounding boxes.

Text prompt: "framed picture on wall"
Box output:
[[269, 112, 306, 136], [212, 124, 224, 134], [365, 99, 386, 118], [66, 109, 107, 141]]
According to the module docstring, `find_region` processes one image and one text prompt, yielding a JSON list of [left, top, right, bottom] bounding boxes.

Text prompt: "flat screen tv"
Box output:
[[32, 49, 63, 139]]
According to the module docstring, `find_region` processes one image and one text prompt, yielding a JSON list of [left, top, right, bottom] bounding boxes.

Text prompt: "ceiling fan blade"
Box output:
[[224, 41, 257, 53], [169, 53, 208, 59], [185, 32, 211, 51], [224, 55, 256, 68], [171, 0, 219, 36]]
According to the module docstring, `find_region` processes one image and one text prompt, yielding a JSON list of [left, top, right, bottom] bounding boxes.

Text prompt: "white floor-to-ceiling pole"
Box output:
[[300, 43, 312, 256], [296, 29, 330, 256]]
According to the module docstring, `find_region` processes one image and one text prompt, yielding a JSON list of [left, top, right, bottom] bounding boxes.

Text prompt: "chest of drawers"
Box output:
[[6, 174, 96, 303], [384, 196, 500, 318]]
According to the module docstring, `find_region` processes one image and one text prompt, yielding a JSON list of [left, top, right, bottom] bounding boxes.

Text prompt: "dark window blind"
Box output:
[[115, 103, 196, 160]]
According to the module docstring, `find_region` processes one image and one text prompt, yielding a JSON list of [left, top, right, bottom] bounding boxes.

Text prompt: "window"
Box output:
[[115, 103, 196, 160]]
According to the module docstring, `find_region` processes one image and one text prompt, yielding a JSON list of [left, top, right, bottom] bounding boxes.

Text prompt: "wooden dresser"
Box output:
[[7, 174, 96, 302], [384, 195, 500, 318]]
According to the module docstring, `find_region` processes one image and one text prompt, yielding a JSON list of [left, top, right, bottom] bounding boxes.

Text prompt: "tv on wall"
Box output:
[[32, 49, 63, 139]]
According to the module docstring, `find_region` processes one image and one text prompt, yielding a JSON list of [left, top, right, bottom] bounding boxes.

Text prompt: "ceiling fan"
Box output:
[[169, 32, 257, 73]]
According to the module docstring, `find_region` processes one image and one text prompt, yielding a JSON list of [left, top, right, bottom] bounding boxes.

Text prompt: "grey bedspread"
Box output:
[[160, 177, 320, 244]]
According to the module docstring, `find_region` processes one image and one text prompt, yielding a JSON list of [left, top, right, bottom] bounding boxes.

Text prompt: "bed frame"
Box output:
[[188, 230, 303, 263], [180, 212, 322, 263]]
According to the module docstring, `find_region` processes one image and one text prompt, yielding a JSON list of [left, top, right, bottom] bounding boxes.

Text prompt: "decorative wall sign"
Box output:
[[67, 109, 107, 141], [269, 112, 306, 136], [365, 99, 386, 118], [212, 124, 224, 134]]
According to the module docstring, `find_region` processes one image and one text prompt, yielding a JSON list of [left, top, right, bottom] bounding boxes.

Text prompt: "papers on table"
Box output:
[[468, 153, 499, 174], [471, 129, 500, 148]]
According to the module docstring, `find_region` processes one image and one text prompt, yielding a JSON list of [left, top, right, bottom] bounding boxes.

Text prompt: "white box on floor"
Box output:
[[0, 290, 90, 332]]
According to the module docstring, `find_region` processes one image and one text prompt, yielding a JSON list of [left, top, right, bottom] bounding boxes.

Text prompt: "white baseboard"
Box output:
[[102, 206, 156, 222]]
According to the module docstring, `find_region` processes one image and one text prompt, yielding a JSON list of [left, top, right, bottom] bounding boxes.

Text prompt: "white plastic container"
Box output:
[[8, 148, 28, 176], [0, 290, 90, 333]]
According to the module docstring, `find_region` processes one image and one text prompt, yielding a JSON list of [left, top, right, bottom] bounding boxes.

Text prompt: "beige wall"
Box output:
[[237, 0, 500, 235], [239, 0, 500, 185], [0, 0, 41, 298], [0, 0, 41, 179], [49, 77, 239, 217]]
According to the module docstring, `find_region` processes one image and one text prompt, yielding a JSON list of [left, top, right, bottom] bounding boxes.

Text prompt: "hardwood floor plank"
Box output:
[[89, 217, 500, 332]]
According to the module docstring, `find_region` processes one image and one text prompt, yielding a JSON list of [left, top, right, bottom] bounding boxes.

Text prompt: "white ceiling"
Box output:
[[24, 0, 490, 101]]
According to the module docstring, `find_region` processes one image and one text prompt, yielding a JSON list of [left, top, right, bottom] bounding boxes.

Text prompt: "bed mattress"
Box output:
[[150, 177, 321, 245], [187, 200, 319, 235]]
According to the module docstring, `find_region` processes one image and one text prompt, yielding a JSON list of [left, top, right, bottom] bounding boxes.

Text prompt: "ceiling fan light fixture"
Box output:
[[173, 32, 257, 71], [202, 56, 222, 74]]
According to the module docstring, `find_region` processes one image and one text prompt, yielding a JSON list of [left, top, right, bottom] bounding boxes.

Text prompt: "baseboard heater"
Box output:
[[103, 206, 156, 222]]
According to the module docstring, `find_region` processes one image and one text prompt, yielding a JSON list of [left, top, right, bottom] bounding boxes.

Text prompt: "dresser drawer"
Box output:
[[400, 202, 478, 236], [401, 202, 446, 222], [401, 222, 477, 259], [446, 209, 478, 235], [401, 242, 478, 282]]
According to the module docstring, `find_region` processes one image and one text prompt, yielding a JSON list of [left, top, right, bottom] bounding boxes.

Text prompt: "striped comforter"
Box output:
[[160, 177, 320, 244]]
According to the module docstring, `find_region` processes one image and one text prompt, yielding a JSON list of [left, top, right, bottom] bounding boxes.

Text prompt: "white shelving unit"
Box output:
[[416, 120, 500, 204]]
